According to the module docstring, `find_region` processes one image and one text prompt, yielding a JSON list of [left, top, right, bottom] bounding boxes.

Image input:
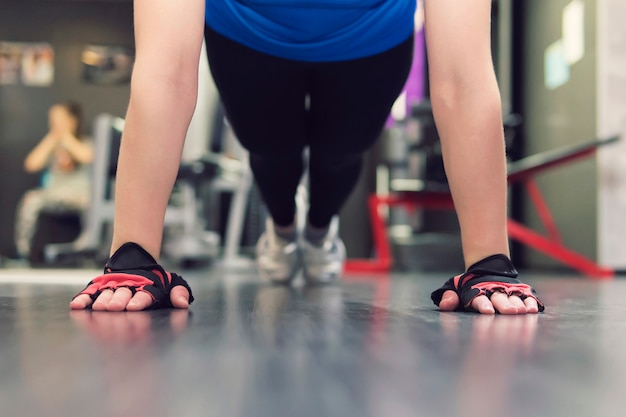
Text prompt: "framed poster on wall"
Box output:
[[0, 42, 54, 87], [81, 45, 133, 85]]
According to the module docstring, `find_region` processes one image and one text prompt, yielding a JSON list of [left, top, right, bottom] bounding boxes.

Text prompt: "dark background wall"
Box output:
[[0, 0, 134, 256]]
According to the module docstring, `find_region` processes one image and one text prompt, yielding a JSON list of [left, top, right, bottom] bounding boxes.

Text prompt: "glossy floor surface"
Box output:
[[0, 267, 624, 417]]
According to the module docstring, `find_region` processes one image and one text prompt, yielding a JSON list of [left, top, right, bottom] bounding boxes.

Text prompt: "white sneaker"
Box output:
[[302, 216, 346, 284], [256, 218, 301, 284]]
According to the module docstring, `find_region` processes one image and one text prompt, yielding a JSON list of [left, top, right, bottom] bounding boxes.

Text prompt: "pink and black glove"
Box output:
[[431, 254, 544, 312], [73, 242, 194, 309]]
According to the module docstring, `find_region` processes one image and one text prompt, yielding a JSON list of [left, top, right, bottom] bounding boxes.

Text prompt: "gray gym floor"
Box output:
[[0, 267, 624, 417]]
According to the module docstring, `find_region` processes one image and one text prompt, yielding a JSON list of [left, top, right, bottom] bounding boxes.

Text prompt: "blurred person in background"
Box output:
[[15, 101, 93, 260]]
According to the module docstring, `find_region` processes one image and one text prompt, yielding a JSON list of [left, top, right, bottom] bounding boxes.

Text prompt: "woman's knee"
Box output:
[[19, 189, 44, 209], [247, 141, 305, 165], [310, 150, 363, 174]]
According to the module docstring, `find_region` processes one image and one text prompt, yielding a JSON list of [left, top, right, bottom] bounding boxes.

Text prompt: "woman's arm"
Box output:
[[111, 0, 205, 258], [71, 0, 205, 311], [424, 0, 538, 314], [24, 133, 59, 173]]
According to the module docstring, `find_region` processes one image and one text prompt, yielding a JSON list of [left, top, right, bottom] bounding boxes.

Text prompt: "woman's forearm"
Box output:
[[24, 133, 58, 173]]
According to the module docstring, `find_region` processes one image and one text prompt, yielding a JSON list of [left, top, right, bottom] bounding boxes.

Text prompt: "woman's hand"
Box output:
[[58, 132, 94, 165]]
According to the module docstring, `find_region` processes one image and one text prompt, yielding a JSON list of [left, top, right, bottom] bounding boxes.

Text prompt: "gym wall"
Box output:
[[0, 0, 134, 256], [518, 0, 598, 268]]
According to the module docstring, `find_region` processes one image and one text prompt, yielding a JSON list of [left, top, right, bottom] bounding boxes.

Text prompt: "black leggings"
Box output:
[[205, 26, 414, 228]]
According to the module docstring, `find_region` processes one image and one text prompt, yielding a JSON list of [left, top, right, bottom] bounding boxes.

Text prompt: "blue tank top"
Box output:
[[205, 0, 416, 62]]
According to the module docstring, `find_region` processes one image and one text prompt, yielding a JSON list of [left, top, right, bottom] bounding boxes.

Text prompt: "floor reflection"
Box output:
[[70, 309, 190, 346], [0, 273, 625, 417]]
